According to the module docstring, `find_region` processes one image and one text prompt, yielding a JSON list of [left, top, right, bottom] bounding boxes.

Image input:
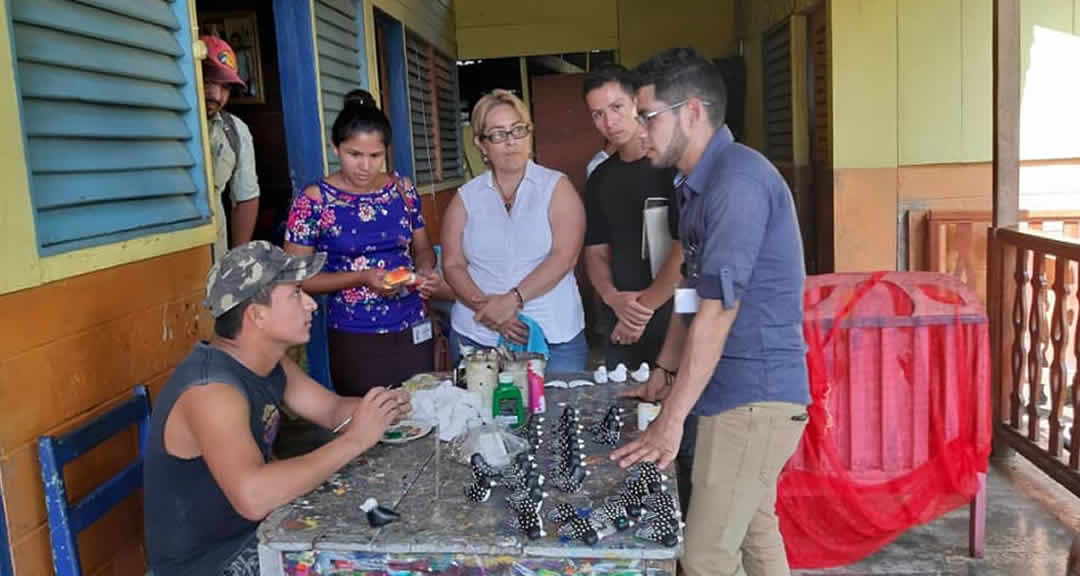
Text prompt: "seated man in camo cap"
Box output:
[[142, 241, 411, 576]]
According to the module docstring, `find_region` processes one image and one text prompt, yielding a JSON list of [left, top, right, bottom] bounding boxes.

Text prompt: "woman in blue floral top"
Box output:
[[285, 93, 450, 396]]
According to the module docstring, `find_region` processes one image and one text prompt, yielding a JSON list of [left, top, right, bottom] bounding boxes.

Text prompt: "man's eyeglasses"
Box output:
[[482, 124, 532, 144], [636, 99, 712, 127]]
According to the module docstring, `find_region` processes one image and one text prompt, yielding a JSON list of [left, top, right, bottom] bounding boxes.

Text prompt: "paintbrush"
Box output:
[[332, 416, 352, 434]]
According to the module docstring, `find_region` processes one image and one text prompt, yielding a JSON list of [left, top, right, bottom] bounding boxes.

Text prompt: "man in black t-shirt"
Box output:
[[583, 65, 684, 372]]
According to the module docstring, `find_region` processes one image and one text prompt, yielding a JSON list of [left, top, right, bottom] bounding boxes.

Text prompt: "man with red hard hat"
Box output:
[[201, 35, 260, 261]]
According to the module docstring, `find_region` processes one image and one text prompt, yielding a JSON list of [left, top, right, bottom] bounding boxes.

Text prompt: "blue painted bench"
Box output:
[[38, 386, 150, 576]]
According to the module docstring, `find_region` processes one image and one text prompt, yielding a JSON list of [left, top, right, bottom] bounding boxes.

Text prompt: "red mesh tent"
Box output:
[[779, 271, 991, 568]]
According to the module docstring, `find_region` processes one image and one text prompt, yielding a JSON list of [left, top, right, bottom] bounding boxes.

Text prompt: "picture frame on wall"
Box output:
[[198, 10, 265, 104]]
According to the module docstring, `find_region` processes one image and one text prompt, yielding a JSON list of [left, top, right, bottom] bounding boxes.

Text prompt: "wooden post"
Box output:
[[990, 0, 1021, 458], [993, 0, 1020, 229]]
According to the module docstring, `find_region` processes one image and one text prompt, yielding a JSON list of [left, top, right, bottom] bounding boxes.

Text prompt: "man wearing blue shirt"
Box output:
[[614, 48, 810, 576]]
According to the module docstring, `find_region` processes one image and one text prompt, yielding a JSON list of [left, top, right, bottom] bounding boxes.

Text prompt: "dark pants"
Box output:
[[602, 300, 674, 370], [329, 327, 434, 396]]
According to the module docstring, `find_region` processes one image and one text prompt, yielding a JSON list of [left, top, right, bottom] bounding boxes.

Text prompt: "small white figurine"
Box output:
[[630, 363, 650, 383], [593, 366, 609, 384], [609, 363, 628, 383]]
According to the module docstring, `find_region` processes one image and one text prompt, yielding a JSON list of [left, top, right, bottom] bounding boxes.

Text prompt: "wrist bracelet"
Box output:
[[656, 363, 677, 386], [512, 287, 525, 307]]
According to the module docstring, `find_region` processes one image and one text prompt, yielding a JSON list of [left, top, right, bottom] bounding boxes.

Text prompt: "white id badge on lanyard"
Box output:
[[412, 320, 433, 344], [675, 288, 700, 314]]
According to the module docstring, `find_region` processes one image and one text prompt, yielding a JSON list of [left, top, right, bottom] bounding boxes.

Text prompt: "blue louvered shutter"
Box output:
[[12, 0, 210, 255], [314, 0, 362, 174]]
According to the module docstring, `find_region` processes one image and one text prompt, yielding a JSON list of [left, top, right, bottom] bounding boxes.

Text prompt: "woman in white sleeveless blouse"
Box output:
[[441, 89, 588, 372]]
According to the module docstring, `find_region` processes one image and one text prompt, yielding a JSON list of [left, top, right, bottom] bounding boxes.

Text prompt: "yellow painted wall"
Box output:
[[0, 0, 216, 296], [455, 0, 619, 59], [898, 0, 963, 166], [831, 0, 897, 170], [895, 0, 992, 165], [617, 0, 736, 67], [374, 0, 457, 57]]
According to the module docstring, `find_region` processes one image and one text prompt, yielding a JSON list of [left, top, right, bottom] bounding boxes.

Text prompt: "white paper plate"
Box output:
[[380, 419, 434, 444]]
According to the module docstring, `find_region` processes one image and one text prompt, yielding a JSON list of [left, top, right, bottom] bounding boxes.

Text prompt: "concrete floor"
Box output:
[[796, 453, 1078, 576]]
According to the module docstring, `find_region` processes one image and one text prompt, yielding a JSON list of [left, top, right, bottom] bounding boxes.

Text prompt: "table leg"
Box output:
[[258, 543, 286, 575], [968, 471, 986, 558]]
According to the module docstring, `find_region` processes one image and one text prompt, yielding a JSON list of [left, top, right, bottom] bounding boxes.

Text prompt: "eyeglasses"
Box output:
[[636, 99, 712, 127], [482, 124, 532, 143]]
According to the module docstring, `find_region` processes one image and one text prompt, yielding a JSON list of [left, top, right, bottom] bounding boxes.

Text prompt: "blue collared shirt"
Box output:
[[679, 125, 811, 415]]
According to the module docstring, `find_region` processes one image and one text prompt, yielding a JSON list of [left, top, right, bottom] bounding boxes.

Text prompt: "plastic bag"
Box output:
[[448, 421, 530, 468]]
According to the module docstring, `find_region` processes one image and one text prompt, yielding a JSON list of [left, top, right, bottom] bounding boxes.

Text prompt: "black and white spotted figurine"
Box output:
[[629, 462, 668, 494], [561, 406, 578, 427], [635, 518, 682, 547], [523, 415, 545, 451], [608, 492, 644, 519], [514, 452, 538, 475], [546, 502, 580, 524], [506, 485, 548, 513], [503, 454, 540, 491], [464, 477, 497, 503], [590, 406, 625, 436], [505, 468, 545, 493], [643, 491, 681, 519], [643, 503, 681, 529], [554, 463, 591, 493], [594, 501, 634, 532], [469, 453, 502, 483], [510, 507, 547, 540], [557, 515, 605, 546], [623, 477, 652, 501], [551, 433, 585, 455]]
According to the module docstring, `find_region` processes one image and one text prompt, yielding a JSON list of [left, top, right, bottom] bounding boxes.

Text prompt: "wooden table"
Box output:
[[258, 377, 682, 575]]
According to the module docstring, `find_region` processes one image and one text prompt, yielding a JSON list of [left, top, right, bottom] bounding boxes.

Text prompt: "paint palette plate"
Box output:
[[380, 419, 433, 444]]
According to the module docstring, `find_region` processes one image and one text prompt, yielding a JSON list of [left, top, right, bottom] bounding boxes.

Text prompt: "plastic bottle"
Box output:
[[527, 358, 546, 414], [492, 372, 525, 429]]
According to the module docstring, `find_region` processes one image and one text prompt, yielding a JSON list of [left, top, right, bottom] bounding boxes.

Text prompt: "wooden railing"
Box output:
[[917, 210, 1080, 304], [990, 227, 1080, 495]]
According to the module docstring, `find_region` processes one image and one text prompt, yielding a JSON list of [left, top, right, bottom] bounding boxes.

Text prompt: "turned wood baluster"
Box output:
[[1049, 256, 1068, 456], [1011, 248, 1030, 429], [1028, 251, 1045, 442], [1072, 263, 1080, 469]]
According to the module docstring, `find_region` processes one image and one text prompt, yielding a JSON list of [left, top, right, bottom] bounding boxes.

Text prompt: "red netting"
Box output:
[[778, 272, 992, 569]]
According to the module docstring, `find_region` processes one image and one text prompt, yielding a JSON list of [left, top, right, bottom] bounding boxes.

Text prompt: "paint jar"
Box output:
[[503, 357, 528, 412], [464, 348, 499, 418], [638, 402, 661, 431]]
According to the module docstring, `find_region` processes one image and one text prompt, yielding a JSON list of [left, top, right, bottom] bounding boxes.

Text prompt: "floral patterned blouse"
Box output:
[[285, 173, 427, 334]]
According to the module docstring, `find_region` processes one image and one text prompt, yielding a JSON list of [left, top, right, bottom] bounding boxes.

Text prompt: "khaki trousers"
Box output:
[[683, 402, 808, 576]]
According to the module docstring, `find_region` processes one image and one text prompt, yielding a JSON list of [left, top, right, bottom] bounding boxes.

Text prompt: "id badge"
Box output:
[[412, 320, 433, 345], [674, 288, 700, 314]]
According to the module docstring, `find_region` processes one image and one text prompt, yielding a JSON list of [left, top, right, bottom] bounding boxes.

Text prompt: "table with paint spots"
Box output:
[[257, 376, 682, 575]]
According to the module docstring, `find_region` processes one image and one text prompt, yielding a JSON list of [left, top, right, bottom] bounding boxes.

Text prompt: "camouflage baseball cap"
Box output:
[[204, 241, 326, 319]]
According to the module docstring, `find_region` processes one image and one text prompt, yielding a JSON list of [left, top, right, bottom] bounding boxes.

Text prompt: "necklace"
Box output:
[[495, 172, 525, 213]]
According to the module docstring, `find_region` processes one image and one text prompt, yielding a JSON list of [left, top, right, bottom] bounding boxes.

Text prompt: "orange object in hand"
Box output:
[[383, 267, 417, 289]]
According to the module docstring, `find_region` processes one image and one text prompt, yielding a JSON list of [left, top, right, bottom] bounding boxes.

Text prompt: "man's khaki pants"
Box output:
[[683, 402, 808, 576]]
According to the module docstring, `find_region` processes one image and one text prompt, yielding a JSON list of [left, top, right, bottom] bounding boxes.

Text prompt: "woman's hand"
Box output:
[[474, 292, 520, 332], [416, 269, 451, 300], [361, 269, 400, 297], [499, 317, 529, 345]]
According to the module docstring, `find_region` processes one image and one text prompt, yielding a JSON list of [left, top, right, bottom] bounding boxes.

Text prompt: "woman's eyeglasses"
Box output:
[[482, 124, 532, 143]]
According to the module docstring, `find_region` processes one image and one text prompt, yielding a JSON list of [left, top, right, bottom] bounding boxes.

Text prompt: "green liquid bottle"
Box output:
[[492, 372, 525, 429]]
